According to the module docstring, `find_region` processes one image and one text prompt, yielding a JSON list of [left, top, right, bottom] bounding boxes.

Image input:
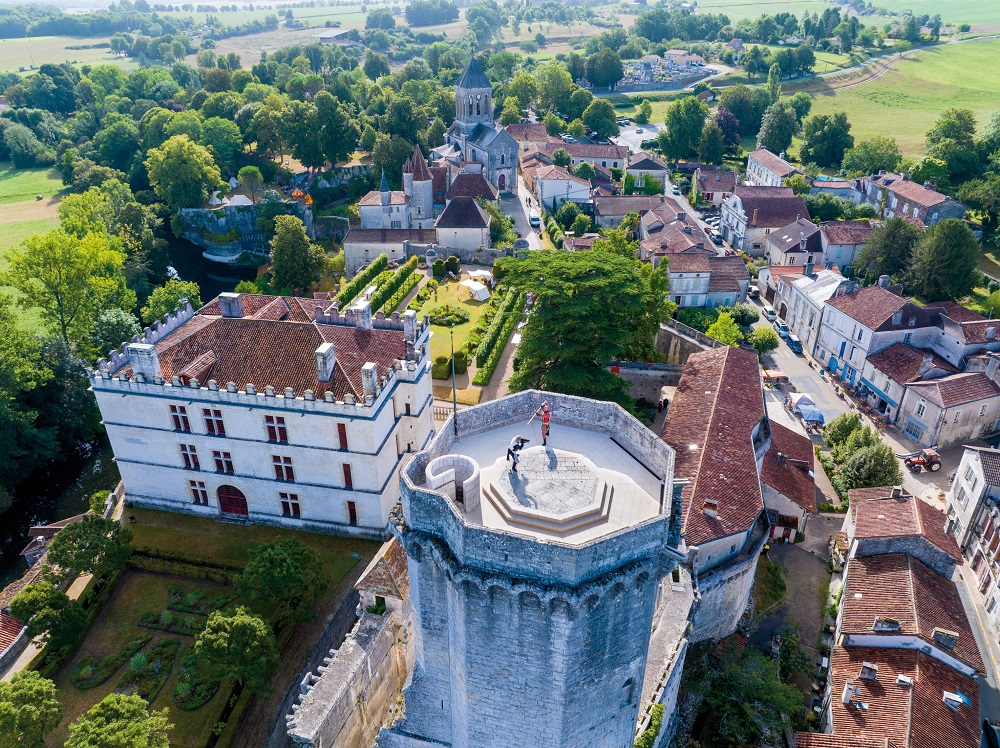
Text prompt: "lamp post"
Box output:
[[450, 325, 458, 436]]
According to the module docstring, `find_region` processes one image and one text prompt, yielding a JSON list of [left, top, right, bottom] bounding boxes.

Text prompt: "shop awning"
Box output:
[[860, 378, 897, 408]]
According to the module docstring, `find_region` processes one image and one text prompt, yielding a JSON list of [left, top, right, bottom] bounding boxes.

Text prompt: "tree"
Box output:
[[91, 308, 141, 358], [785, 174, 811, 196], [200, 116, 243, 171], [535, 61, 574, 113], [926, 107, 979, 180], [832, 424, 880, 464], [145, 135, 222, 210], [788, 91, 812, 124], [766, 63, 781, 104], [236, 538, 326, 623], [495, 252, 650, 406], [571, 214, 592, 237], [574, 161, 596, 181], [500, 97, 522, 126], [718, 84, 770, 138], [363, 50, 390, 80], [507, 72, 538, 110], [705, 648, 804, 748], [636, 99, 653, 125], [270, 215, 324, 292], [2, 230, 132, 347], [315, 90, 359, 166], [141, 280, 202, 324], [853, 217, 921, 283], [4, 124, 54, 168], [749, 325, 779, 355], [840, 442, 903, 489], [543, 112, 564, 136], [799, 112, 854, 167], [65, 693, 172, 748], [585, 48, 624, 90], [237, 165, 264, 203], [908, 157, 950, 189], [372, 134, 416, 188], [823, 411, 862, 448], [907, 218, 980, 302], [841, 136, 902, 175], [697, 121, 725, 165], [0, 670, 62, 748], [713, 107, 741, 149], [9, 581, 87, 648], [195, 606, 279, 696], [555, 201, 581, 231], [706, 311, 741, 346], [659, 97, 708, 161], [959, 174, 1000, 237], [551, 147, 571, 167], [46, 515, 133, 580], [582, 99, 619, 140], [756, 102, 797, 155], [730, 303, 759, 326]]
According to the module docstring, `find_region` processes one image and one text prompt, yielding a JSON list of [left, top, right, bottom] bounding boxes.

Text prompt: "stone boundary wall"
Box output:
[[608, 362, 684, 403], [287, 607, 411, 747], [655, 322, 718, 366]]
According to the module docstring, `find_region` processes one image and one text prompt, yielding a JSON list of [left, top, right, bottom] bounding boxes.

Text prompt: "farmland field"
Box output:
[[0, 36, 129, 73], [693, 0, 844, 22], [867, 0, 1000, 26], [792, 38, 1000, 156]]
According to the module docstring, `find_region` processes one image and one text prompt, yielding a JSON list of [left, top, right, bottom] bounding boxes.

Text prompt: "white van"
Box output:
[[528, 209, 541, 228]]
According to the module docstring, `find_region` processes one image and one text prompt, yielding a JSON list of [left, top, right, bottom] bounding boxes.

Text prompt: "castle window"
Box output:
[[203, 408, 226, 436], [620, 678, 634, 707], [213, 451, 234, 474], [180, 444, 200, 470], [280, 492, 300, 518], [343, 463, 354, 489], [273, 455, 295, 482], [338, 423, 349, 450], [347, 500, 358, 525], [170, 405, 191, 432], [265, 415, 288, 443], [189, 480, 208, 504], [500, 154, 504, 165]]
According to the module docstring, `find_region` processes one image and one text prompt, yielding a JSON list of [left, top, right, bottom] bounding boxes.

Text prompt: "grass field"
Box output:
[[0, 162, 66, 205], [694, 0, 842, 22], [159, 5, 370, 28], [0, 36, 129, 73], [868, 0, 1000, 26], [792, 38, 1000, 156]]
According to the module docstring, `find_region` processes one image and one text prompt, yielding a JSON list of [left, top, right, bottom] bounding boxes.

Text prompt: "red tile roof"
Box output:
[[925, 301, 983, 324], [408, 145, 432, 182], [906, 371, 1000, 408], [129, 295, 408, 400], [823, 646, 979, 748], [796, 736, 898, 748], [749, 148, 797, 178], [707, 256, 751, 292], [825, 286, 907, 330], [840, 553, 984, 672], [733, 186, 809, 228], [0, 611, 25, 654], [696, 168, 737, 193], [546, 139, 629, 161], [851, 490, 962, 562], [446, 172, 498, 201], [435, 196, 490, 228], [869, 173, 949, 209], [534, 163, 591, 187], [866, 343, 958, 386], [505, 123, 549, 142], [660, 347, 766, 545], [761, 422, 816, 514], [821, 219, 874, 246]]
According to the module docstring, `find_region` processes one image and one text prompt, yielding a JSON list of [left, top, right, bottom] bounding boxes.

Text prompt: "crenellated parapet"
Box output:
[[97, 302, 195, 374]]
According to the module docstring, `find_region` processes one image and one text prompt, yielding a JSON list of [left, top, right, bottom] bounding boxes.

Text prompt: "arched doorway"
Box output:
[[498, 173, 506, 191], [217, 485, 248, 516]]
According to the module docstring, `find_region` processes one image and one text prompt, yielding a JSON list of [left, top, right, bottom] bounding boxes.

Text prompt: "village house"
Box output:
[[894, 370, 1000, 447], [532, 163, 592, 211], [693, 167, 737, 206], [760, 422, 816, 539], [660, 346, 771, 642], [719, 185, 809, 255], [626, 151, 669, 188], [745, 148, 798, 187], [860, 172, 966, 226], [808, 178, 861, 202], [433, 196, 491, 252], [89, 293, 435, 538], [776, 267, 853, 357], [666, 254, 750, 308], [593, 194, 668, 228], [638, 204, 714, 268], [819, 219, 873, 271], [546, 139, 629, 171], [764, 216, 823, 267], [563, 232, 601, 251], [696, 90, 714, 104], [757, 264, 804, 305], [504, 122, 550, 153], [859, 342, 958, 421]]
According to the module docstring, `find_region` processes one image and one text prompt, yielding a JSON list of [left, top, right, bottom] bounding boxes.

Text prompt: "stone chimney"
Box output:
[[403, 309, 417, 342], [775, 452, 787, 465], [703, 498, 718, 519], [924, 180, 937, 191], [677, 212, 685, 222], [353, 299, 373, 329], [127, 343, 161, 379], [361, 362, 378, 400], [900, 173, 909, 181], [878, 274, 890, 288], [751, 208, 758, 226], [219, 292, 244, 318], [315, 342, 335, 382], [890, 485, 903, 498], [805, 263, 814, 276]]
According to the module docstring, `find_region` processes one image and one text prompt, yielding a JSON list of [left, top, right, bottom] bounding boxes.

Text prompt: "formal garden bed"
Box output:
[[115, 637, 180, 702], [172, 645, 221, 711], [71, 634, 152, 689], [139, 609, 206, 636], [167, 584, 237, 615]]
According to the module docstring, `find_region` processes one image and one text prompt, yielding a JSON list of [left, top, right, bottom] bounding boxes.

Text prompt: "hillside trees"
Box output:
[[907, 219, 980, 302], [144, 135, 221, 210]]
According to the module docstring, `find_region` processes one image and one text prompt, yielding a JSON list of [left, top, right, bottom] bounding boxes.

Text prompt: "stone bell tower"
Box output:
[[453, 57, 494, 139]]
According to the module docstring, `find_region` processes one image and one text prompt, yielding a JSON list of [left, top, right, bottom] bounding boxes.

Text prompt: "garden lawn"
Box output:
[[0, 162, 66, 205], [414, 278, 491, 362], [47, 571, 232, 748], [795, 38, 1000, 156], [752, 555, 787, 619]]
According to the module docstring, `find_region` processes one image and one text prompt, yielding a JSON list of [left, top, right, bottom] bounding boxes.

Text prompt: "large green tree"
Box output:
[[959, 174, 1000, 237], [800, 112, 854, 167], [237, 165, 264, 203], [141, 280, 202, 324], [46, 515, 133, 580], [706, 311, 742, 347], [2, 229, 133, 347], [194, 606, 279, 696], [584, 48, 624, 90], [144, 135, 222, 210], [9, 581, 87, 648], [315, 91, 359, 166], [717, 84, 770, 137], [841, 135, 902, 176], [581, 99, 619, 140], [0, 670, 62, 748], [236, 538, 326, 623], [495, 251, 654, 406], [200, 116, 243, 172], [907, 218, 980, 302], [65, 694, 172, 748], [658, 97, 708, 161], [756, 102, 798, 156], [925, 107, 980, 181], [852, 217, 921, 283], [270, 215, 325, 292], [839, 442, 903, 489], [697, 121, 725, 165]]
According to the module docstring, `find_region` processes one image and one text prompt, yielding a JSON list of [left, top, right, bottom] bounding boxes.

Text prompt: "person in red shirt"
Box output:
[[536, 405, 551, 446]]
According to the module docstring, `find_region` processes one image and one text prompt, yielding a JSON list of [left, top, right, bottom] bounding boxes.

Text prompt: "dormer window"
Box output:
[[872, 617, 900, 632], [859, 662, 879, 681], [892, 311, 902, 325], [932, 627, 959, 650]]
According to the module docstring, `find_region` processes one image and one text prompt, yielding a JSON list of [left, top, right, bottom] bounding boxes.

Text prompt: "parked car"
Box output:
[[712, 233, 724, 246], [763, 307, 777, 322], [529, 209, 540, 228], [635, 128, 644, 134], [787, 334, 803, 353], [773, 321, 790, 339], [671, 185, 680, 195]]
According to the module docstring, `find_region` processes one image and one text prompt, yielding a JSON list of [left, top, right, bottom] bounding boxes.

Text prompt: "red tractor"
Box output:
[[899, 448, 941, 473]]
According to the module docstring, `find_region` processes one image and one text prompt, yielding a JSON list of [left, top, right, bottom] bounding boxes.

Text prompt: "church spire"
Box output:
[[380, 170, 390, 193]]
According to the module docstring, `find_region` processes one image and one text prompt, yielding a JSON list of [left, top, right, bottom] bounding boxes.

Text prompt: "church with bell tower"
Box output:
[[434, 57, 518, 194]]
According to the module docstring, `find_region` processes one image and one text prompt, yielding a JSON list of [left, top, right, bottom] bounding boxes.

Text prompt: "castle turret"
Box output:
[[409, 145, 435, 229], [402, 156, 414, 200], [379, 170, 391, 207]]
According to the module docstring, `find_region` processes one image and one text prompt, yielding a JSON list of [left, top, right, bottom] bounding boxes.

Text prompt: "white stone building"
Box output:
[[819, 219, 873, 271], [90, 293, 434, 539], [895, 371, 1000, 447], [533, 164, 591, 210], [666, 254, 750, 308], [775, 268, 853, 357], [719, 186, 809, 255], [745, 149, 798, 187], [859, 172, 965, 226], [859, 342, 957, 422], [760, 422, 816, 539], [765, 216, 823, 267]]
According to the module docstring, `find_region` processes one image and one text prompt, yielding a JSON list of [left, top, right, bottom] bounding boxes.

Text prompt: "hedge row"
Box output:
[[336, 253, 388, 306], [370, 255, 418, 312], [544, 215, 564, 248], [475, 289, 520, 367], [384, 272, 420, 313], [472, 292, 523, 386], [71, 634, 152, 689]]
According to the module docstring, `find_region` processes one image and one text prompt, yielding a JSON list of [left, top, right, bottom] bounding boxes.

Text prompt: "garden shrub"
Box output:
[[335, 254, 388, 306], [431, 355, 451, 380], [173, 645, 220, 711], [428, 304, 470, 326], [453, 350, 468, 375], [115, 637, 180, 702], [370, 256, 419, 312], [166, 584, 237, 616], [71, 634, 152, 689], [472, 293, 524, 386], [139, 609, 207, 636], [475, 289, 520, 367], [675, 307, 720, 332], [432, 259, 445, 278], [445, 255, 460, 274], [407, 278, 439, 310]]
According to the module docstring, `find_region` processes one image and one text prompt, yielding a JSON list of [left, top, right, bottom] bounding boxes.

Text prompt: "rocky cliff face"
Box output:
[[178, 201, 314, 262]]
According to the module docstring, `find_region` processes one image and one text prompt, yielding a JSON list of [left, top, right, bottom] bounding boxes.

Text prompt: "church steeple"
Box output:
[[454, 57, 493, 134], [379, 170, 390, 206]]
